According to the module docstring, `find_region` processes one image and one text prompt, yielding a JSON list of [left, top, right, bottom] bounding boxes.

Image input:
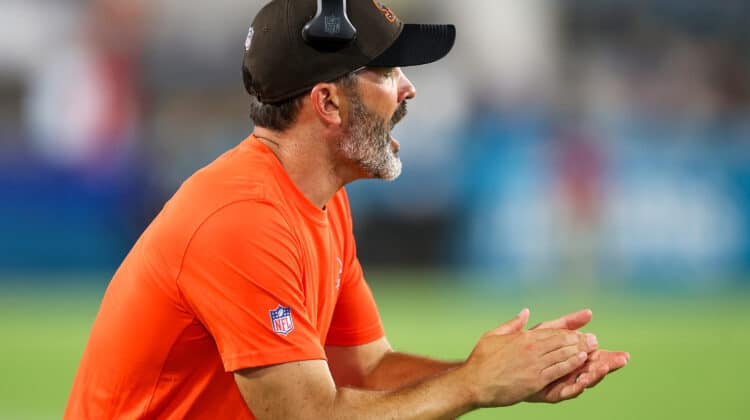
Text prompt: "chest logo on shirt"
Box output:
[[269, 305, 294, 336]]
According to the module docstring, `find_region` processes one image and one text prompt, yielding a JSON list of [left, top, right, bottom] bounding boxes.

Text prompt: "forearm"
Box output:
[[237, 360, 478, 420], [331, 366, 475, 420], [362, 351, 461, 390]]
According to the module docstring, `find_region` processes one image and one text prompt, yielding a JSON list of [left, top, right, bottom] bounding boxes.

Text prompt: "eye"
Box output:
[[381, 68, 395, 79]]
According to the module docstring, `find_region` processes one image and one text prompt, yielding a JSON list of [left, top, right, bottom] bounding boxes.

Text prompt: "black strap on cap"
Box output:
[[302, 0, 357, 51]]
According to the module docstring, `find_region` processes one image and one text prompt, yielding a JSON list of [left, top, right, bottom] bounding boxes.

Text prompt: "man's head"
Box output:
[[248, 66, 412, 180], [243, 0, 454, 179], [337, 67, 413, 180]]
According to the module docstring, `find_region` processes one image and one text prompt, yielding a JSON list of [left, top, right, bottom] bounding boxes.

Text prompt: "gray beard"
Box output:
[[339, 93, 404, 181]]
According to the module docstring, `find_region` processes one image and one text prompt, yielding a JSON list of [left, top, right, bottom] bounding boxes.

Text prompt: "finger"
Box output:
[[541, 350, 588, 382], [582, 362, 610, 388], [532, 377, 584, 403], [558, 380, 587, 400], [537, 331, 597, 355], [526, 328, 581, 343], [567, 360, 606, 389], [577, 351, 630, 389], [531, 309, 593, 331], [532, 365, 588, 403], [541, 345, 586, 368], [490, 308, 530, 335], [590, 350, 629, 373], [603, 352, 630, 373]]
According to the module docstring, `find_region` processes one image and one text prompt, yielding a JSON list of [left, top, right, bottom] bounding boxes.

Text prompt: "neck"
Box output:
[[253, 126, 355, 209]]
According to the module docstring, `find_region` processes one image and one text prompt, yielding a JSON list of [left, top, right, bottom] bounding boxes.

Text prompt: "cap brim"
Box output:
[[368, 24, 456, 67]]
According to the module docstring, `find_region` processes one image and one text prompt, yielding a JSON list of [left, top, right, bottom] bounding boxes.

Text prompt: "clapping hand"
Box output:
[[525, 309, 630, 403]]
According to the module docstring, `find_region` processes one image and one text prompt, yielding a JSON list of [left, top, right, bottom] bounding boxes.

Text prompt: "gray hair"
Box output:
[[248, 72, 359, 132]]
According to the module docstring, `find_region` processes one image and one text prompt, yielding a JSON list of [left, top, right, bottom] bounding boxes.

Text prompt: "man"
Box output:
[[66, 0, 629, 418]]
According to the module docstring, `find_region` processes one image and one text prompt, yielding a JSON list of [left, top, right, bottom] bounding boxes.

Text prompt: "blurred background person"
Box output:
[[26, 0, 145, 173], [3, 0, 150, 270]]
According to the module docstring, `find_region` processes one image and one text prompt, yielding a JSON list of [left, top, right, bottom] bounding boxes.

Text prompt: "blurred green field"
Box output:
[[1, 272, 748, 419]]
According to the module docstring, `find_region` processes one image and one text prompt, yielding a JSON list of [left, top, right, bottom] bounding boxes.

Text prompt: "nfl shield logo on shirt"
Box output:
[[269, 305, 294, 336]]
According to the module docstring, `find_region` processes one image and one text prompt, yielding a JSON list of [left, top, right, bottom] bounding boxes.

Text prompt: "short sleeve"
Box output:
[[177, 200, 326, 372], [325, 257, 384, 346], [325, 190, 384, 346]]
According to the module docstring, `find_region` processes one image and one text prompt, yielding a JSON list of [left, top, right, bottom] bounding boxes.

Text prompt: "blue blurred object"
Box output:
[[0, 142, 150, 271]]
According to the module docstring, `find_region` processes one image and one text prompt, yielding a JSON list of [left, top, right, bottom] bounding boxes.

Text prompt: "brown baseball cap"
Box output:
[[242, 0, 456, 104]]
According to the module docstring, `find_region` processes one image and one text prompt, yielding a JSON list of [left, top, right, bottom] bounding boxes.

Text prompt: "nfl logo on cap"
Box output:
[[269, 305, 294, 336], [324, 15, 342, 35]]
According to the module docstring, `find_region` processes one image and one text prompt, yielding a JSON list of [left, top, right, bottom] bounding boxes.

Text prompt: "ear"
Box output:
[[310, 83, 343, 127]]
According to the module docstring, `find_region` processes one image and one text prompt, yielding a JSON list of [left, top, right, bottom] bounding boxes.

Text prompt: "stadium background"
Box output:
[[1, 0, 748, 418]]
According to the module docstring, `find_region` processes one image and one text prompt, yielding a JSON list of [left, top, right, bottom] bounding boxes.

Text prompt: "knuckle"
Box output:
[[572, 356, 586, 370], [542, 365, 559, 381], [580, 336, 591, 350], [558, 334, 574, 347], [562, 359, 578, 373], [563, 358, 576, 371], [564, 346, 578, 359], [553, 364, 566, 378], [549, 347, 567, 362]]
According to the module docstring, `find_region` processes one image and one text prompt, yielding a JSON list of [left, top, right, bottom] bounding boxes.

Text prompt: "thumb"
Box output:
[[491, 308, 530, 335]]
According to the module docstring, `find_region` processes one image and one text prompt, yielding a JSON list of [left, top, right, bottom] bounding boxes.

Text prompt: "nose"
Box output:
[[396, 68, 416, 102]]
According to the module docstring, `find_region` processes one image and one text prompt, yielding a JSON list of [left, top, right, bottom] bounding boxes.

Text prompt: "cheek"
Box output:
[[364, 83, 399, 116], [377, 91, 400, 120], [384, 82, 400, 106]]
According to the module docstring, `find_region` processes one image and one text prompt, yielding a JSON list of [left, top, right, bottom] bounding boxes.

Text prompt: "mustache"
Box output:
[[390, 101, 408, 128]]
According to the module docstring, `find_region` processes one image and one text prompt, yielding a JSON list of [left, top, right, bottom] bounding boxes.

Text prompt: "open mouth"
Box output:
[[389, 135, 400, 153]]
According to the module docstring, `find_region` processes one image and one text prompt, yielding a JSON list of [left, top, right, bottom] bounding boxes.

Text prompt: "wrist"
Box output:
[[452, 362, 482, 410]]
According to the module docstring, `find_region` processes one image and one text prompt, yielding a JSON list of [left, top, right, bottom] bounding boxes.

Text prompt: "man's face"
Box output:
[[338, 67, 415, 180]]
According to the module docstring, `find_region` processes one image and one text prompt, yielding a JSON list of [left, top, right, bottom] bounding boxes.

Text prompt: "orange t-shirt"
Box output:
[[65, 135, 384, 419]]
